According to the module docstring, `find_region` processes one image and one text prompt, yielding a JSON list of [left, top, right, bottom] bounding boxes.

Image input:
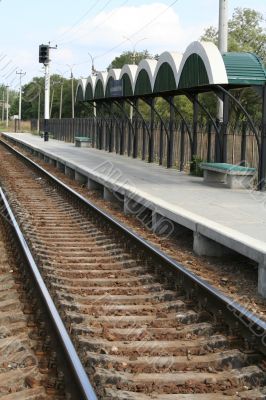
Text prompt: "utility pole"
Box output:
[[16, 70, 26, 128], [88, 53, 97, 118], [217, 0, 228, 122], [123, 36, 147, 65], [5, 85, 9, 128], [59, 80, 64, 119], [1, 89, 4, 122], [67, 64, 75, 119], [123, 37, 146, 120]]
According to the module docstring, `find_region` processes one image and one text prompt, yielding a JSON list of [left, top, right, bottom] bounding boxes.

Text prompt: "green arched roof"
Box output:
[[134, 70, 152, 96], [94, 80, 104, 99], [223, 52, 266, 85], [81, 41, 266, 102], [76, 85, 84, 102], [178, 53, 209, 89], [85, 83, 94, 101], [153, 62, 176, 93], [105, 77, 114, 98], [121, 74, 133, 96]]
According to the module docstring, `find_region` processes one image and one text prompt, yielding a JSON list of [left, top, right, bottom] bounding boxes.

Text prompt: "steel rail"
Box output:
[[0, 184, 98, 400], [1, 138, 266, 356]]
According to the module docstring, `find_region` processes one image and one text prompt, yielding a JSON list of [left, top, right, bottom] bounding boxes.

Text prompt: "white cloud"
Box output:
[[58, 2, 206, 72]]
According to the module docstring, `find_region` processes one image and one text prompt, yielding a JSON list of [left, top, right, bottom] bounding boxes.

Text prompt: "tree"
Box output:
[[9, 75, 87, 120], [109, 50, 153, 69], [200, 7, 265, 124], [201, 7, 266, 63]]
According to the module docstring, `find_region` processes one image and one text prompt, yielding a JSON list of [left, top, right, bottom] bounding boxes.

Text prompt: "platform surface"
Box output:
[[2, 132, 266, 263]]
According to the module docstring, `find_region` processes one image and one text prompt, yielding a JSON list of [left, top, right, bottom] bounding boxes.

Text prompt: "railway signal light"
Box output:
[[39, 44, 49, 64]]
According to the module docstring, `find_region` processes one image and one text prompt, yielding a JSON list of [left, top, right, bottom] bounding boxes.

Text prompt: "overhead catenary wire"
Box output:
[[57, 0, 114, 46], [59, 0, 129, 47], [52, 0, 99, 43], [94, 0, 179, 60]]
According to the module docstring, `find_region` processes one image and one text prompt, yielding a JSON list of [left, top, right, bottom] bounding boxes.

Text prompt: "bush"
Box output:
[[190, 156, 204, 177]]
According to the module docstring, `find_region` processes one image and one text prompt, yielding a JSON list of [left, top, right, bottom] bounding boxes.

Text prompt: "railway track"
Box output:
[[0, 209, 59, 399], [0, 139, 265, 399]]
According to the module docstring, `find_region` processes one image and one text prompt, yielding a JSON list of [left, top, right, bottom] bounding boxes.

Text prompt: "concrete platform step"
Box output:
[[104, 388, 266, 399]]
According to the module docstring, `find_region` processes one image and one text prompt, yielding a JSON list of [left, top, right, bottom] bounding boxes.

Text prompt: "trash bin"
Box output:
[[44, 132, 49, 142]]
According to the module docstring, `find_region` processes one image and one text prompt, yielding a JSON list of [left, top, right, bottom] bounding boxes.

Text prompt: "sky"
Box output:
[[0, 0, 265, 90]]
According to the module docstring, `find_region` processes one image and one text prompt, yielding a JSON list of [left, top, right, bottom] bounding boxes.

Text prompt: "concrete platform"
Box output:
[[2, 132, 266, 297]]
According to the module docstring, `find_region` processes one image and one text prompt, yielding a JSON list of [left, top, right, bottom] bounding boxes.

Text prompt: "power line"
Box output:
[[59, 0, 129, 47], [52, 0, 99, 42], [58, 0, 114, 46], [94, 0, 179, 60]]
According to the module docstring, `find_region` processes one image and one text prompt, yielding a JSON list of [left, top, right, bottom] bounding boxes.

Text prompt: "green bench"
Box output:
[[75, 136, 92, 148], [200, 162, 256, 189]]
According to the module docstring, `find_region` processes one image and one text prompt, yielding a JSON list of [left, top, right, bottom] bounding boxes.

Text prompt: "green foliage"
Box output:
[[190, 156, 204, 177], [109, 50, 154, 68], [201, 7, 266, 63], [8, 75, 87, 120], [200, 7, 265, 124]]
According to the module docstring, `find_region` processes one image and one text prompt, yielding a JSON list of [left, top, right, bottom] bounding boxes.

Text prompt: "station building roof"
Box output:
[[76, 41, 266, 101]]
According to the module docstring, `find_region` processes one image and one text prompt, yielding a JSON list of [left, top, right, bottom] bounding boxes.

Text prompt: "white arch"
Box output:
[[177, 41, 228, 85], [106, 69, 121, 96], [119, 64, 138, 93], [75, 78, 87, 101], [153, 52, 183, 88], [107, 68, 121, 81], [134, 59, 157, 91], [95, 71, 108, 97], [85, 76, 97, 99]]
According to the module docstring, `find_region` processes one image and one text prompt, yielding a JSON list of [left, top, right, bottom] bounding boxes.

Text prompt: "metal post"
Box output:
[[207, 121, 212, 162], [222, 92, 229, 162], [259, 86, 266, 191], [120, 101, 125, 155], [1, 89, 4, 121], [192, 95, 198, 157], [71, 73, 75, 119], [159, 120, 163, 166], [16, 70, 26, 130], [37, 91, 41, 133], [217, 0, 228, 122], [240, 121, 247, 166], [142, 119, 146, 160], [167, 96, 175, 168], [59, 82, 63, 119], [148, 98, 155, 163], [50, 87, 54, 118], [5, 85, 9, 128], [44, 63, 50, 141], [133, 100, 139, 159], [180, 121, 185, 171]]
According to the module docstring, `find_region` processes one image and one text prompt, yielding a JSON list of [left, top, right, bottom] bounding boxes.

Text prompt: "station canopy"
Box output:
[[76, 40, 266, 102]]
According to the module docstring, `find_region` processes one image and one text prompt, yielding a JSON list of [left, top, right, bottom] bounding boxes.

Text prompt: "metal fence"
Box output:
[[32, 118, 259, 171]]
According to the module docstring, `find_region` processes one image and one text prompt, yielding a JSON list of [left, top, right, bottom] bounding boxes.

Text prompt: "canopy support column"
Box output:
[[192, 95, 198, 158], [167, 96, 175, 168], [259, 86, 266, 191], [221, 92, 229, 162]]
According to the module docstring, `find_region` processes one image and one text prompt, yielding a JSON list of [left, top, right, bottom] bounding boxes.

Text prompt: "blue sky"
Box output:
[[0, 0, 265, 89]]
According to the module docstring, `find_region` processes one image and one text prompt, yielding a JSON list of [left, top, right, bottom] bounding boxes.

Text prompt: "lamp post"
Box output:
[[123, 37, 147, 120], [123, 36, 147, 64], [67, 64, 75, 119], [16, 70, 26, 130], [88, 53, 97, 117]]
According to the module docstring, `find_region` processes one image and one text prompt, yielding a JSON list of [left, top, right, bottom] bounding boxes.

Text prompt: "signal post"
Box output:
[[39, 43, 57, 141]]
